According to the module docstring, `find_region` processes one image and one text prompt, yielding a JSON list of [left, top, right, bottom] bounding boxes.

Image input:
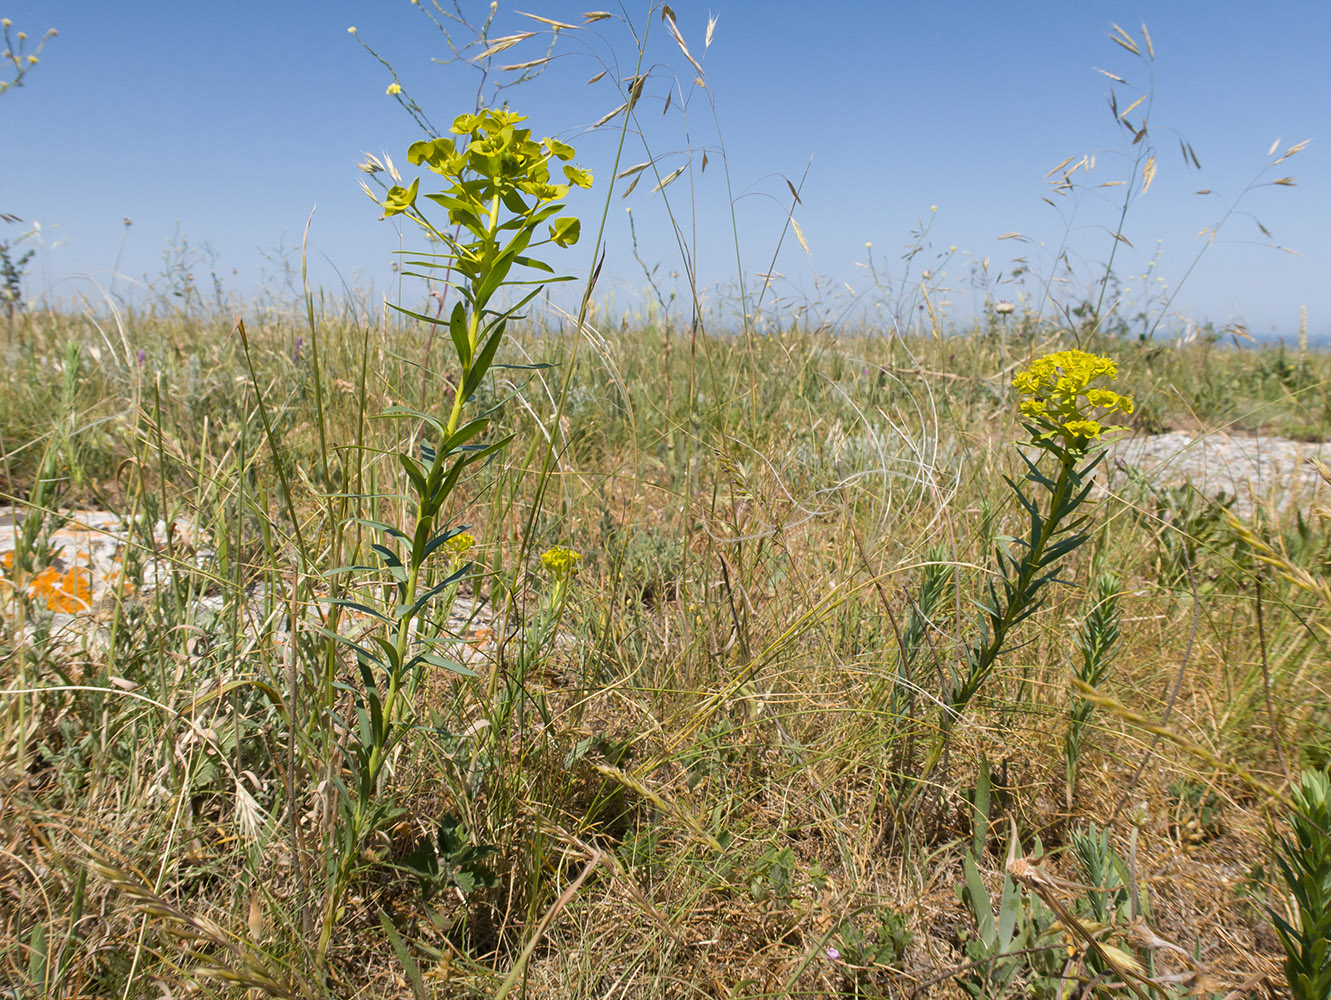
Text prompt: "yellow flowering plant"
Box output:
[[315, 108, 590, 965], [911, 350, 1134, 798], [490, 546, 584, 735], [1011, 349, 1134, 451]]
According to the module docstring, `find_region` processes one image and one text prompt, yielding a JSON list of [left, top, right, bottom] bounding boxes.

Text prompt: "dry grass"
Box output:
[[0, 304, 1327, 998]]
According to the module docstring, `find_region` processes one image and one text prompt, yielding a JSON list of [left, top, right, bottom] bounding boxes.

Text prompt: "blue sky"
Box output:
[[1, 1, 1326, 338]]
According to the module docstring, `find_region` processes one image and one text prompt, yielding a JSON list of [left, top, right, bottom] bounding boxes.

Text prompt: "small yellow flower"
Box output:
[[541, 546, 581, 579], [386, 82, 402, 95], [445, 532, 475, 554], [1064, 419, 1102, 440]]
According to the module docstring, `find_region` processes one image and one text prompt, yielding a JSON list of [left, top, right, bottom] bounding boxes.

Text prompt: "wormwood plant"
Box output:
[[314, 107, 590, 963], [913, 350, 1135, 795]]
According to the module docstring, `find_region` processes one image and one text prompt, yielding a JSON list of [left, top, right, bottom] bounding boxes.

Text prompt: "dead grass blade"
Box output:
[[1071, 680, 1287, 803], [88, 854, 311, 1000], [594, 763, 725, 852]]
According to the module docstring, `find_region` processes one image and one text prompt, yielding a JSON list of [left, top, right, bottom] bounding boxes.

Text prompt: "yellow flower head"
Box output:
[[1011, 349, 1133, 449], [1063, 419, 1103, 440], [541, 546, 582, 579], [445, 532, 476, 555]]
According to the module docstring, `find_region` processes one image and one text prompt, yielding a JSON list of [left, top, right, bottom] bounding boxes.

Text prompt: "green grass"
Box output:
[[2, 301, 1328, 998]]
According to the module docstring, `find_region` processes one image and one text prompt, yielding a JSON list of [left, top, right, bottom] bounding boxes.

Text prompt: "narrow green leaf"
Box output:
[[449, 301, 470, 367], [406, 651, 480, 678], [350, 518, 412, 543], [440, 416, 491, 456], [462, 319, 507, 401], [399, 453, 427, 495], [327, 598, 396, 624], [379, 912, 428, 1000]]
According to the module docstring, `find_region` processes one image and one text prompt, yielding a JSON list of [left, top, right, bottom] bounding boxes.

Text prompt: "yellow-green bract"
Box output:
[[1011, 349, 1135, 447]]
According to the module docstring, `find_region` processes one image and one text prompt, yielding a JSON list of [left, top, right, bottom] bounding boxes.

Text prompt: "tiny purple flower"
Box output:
[[826, 947, 841, 962], [292, 336, 304, 362], [136, 348, 146, 367]]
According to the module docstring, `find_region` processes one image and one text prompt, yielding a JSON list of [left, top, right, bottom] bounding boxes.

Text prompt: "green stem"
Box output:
[[909, 446, 1081, 804], [319, 192, 506, 969]]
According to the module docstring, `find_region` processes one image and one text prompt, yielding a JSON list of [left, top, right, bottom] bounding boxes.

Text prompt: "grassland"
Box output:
[[1, 302, 1329, 998]]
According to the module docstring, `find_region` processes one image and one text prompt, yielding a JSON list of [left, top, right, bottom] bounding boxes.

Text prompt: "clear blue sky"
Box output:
[[1, 1, 1327, 338]]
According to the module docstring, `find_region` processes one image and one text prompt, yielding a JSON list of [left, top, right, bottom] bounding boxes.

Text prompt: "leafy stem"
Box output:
[[314, 107, 590, 969]]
